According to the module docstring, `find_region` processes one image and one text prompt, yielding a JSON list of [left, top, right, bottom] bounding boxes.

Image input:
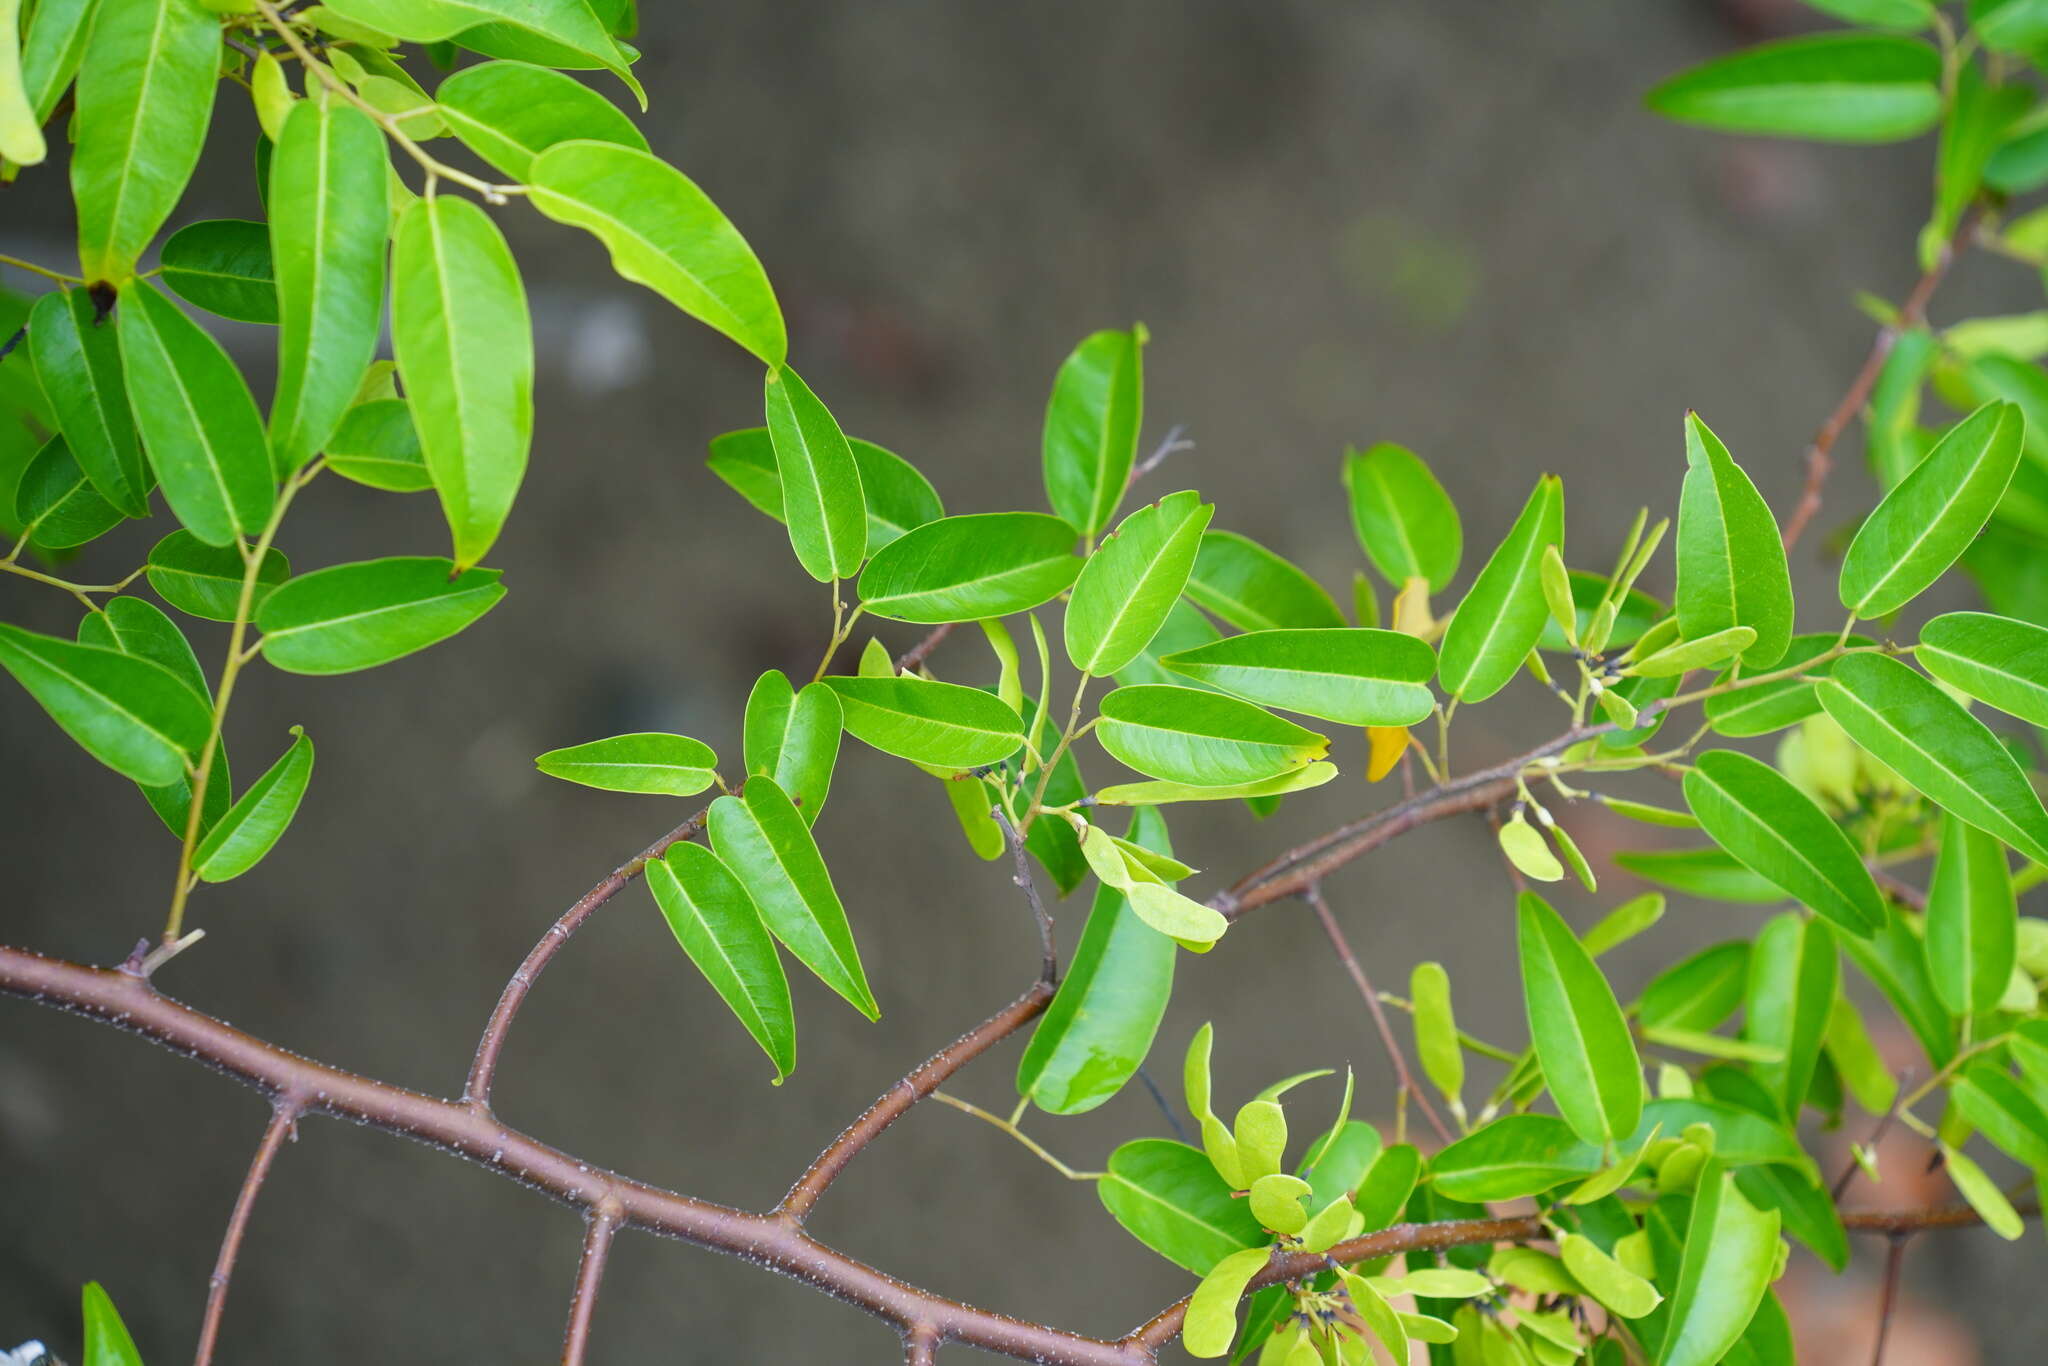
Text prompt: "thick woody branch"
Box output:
[[562, 1207, 622, 1366], [192, 1100, 300, 1366]]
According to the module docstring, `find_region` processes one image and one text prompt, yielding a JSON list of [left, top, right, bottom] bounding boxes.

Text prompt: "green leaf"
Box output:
[[116, 281, 275, 547], [159, 218, 279, 325], [1518, 890, 1643, 1145], [269, 99, 389, 475], [708, 776, 876, 1020], [1703, 633, 1870, 738], [1841, 402, 2022, 617], [320, 0, 638, 94], [1185, 530, 1345, 633], [1092, 762, 1337, 807], [1655, 1164, 1782, 1366], [1821, 652, 2048, 865], [326, 398, 432, 493], [1952, 1062, 2048, 1168], [195, 726, 314, 881], [1354, 1142, 1423, 1229], [1801, 0, 1933, 28], [861, 513, 1080, 625], [1098, 1137, 1266, 1274], [1041, 326, 1145, 537], [435, 59, 647, 179], [1439, 475, 1565, 703], [1682, 748, 1884, 937], [256, 556, 506, 675], [706, 427, 943, 557], [1676, 413, 1792, 668], [28, 287, 149, 514], [528, 140, 784, 363], [534, 732, 719, 796], [1971, 0, 2048, 53], [1734, 1165, 1848, 1274], [1918, 611, 2048, 728], [1017, 806, 1178, 1114], [1925, 815, 2018, 1017], [1187, 1246, 1273, 1359], [82, 1281, 143, 1366], [15, 436, 125, 550], [760, 366, 866, 583], [1823, 993, 1898, 1116], [1628, 625, 1756, 678], [1930, 68, 2031, 250], [1538, 571, 1666, 655], [1161, 627, 1435, 727], [1411, 960, 1463, 1107], [1429, 1114, 1603, 1202], [647, 841, 795, 1081], [1645, 33, 1942, 144], [0, 622, 210, 785], [1066, 490, 1214, 675], [1839, 902, 1956, 1067], [1560, 1233, 1661, 1319], [145, 529, 290, 622], [1580, 893, 1667, 959], [1636, 1098, 1817, 1175], [1742, 913, 1838, 1116], [1940, 1141, 2024, 1239], [1613, 848, 1782, 903], [19, 0, 95, 127], [70, 0, 219, 281], [392, 195, 533, 570], [1639, 942, 1751, 1033], [1342, 442, 1461, 592], [1096, 684, 1328, 787], [79, 596, 232, 838], [822, 674, 1024, 769], [743, 669, 841, 825]]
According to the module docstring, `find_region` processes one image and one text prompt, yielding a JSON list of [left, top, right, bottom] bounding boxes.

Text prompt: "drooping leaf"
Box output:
[[15, 436, 125, 549], [116, 281, 275, 547], [27, 286, 149, 514], [325, 398, 432, 493], [821, 674, 1025, 769], [1822, 993, 1899, 1117], [0, 622, 211, 785], [647, 842, 795, 1081], [1838, 902, 1956, 1067], [706, 427, 943, 557], [1742, 913, 1838, 1116], [255, 556, 506, 675], [1429, 1114, 1603, 1202], [392, 195, 533, 571], [1950, 1062, 2048, 1169], [70, 0, 220, 281], [857, 511, 1078, 622], [1645, 33, 1942, 144], [1097, 1137, 1267, 1274], [1096, 684, 1328, 787], [1186, 1246, 1273, 1359], [145, 529, 291, 623], [708, 776, 877, 1020], [79, 596, 232, 838], [529, 140, 785, 363], [159, 218, 278, 325], [1184, 530, 1345, 633], [194, 726, 315, 882], [1066, 491, 1214, 676], [1917, 611, 2048, 728], [1682, 749, 1884, 937], [760, 367, 867, 583], [1655, 1164, 1782, 1366], [1675, 413, 1791, 668], [1439, 475, 1565, 702], [1041, 326, 1145, 538], [1925, 815, 2018, 1018], [1518, 890, 1643, 1145], [1092, 762, 1338, 807], [743, 669, 842, 825], [435, 59, 648, 179], [1342, 442, 1461, 593], [1161, 627, 1436, 727], [1940, 1142, 2024, 1240], [1820, 652, 2048, 864], [269, 99, 389, 475], [534, 732, 719, 796]]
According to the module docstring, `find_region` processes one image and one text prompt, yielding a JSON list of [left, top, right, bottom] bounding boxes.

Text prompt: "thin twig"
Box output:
[[931, 1091, 1103, 1181], [1870, 1234, 1910, 1366], [1304, 885, 1453, 1146], [906, 1322, 942, 1365], [1833, 1069, 1914, 1203], [994, 809, 1056, 984], [1134, 1064, 1190, 1143], [896, 622, 957, 672], [192, 1100, 300, 1366], [561, 1207, 621, 1366], [1132, 425, 1192, 480]]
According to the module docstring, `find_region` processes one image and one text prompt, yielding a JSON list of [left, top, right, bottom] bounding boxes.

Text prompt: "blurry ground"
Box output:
[[3, 0, 2044, 1361]]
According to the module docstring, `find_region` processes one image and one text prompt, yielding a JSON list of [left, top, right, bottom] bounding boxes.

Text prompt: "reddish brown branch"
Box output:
[[896, 623, 957, 673], [192, 1100, 300, 1366], [1305, 885, 1453, 1146], [562, 1207, 622, 1366], [906, 1321, 942, 1365], [1870, 1234, 1909, 1366], [465, 806, 711, 1108]]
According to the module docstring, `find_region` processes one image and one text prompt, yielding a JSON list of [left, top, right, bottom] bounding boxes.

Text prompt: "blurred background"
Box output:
[[3, 0, 2044, 1361]]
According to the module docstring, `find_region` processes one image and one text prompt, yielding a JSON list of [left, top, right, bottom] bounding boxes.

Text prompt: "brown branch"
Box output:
[[896, 623, 957, 673], [1304, 885, 1453, 1146], [464, 806, 711, 1108], [562, 1207, 622, 1366], [1870, 1234, 1909, 1366], [994, 809, 1057, 984], [906, 1321, 942, 1365], [192, 1100, 300, 1366]]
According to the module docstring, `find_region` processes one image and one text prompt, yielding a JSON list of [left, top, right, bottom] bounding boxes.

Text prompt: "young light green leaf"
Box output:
[[1970, 0, 2048, 53], [256, 556, 506, 675], [159, 219, 279, 325], [706, 427, 943, 557], [321, 0, 639, 96], [1097, 1137, 1267, 1274], [1066, 491, 1213, 675], [1940, 1142, 2024, 1239], [15, 437, 125, 550], [1821, 652, 2048, 865], [1410, 961, 1463, 1108], [0, 623, 211, 785], [822, 674, 1024, 769], [647, 842, 794, 1081], [1801, 0, 1933, 27], [1951, 1062, 2048, 1169], [1627, 625, 1756, 678], [1582, 893, 1667, 958], [1439, 475, 1564, 702], [1186, 1246, 1273, 1359], [534, 732, 719, 796], [116, 281, 275, 547], [762, 367, 867, 583], [1682, 748, 1884, 937], [1429, 1114, 1602, 1202], [70, 0, 220, 281], [392, 196, 533, 570], [1184, 530, 1345, 633], [269, 99, 388, 475], [529, 140, 784, 363], [194, 726, 314, 881], [1743, 913, 1838, 1115], [28, 287, 149, 515], [708, 776, 876, 1020], [324, 398, 431, 493], [858, 511, 1078, 622], [1518, 890, 1644, 1145], [1926, 815, 2018, 1017], [1645, 33, 1942, 144], [1091, 762, 1337, 807], [145, 530, 291, 623], [18, 0, 94, 127], [1840, 402, 2022, 618], [1342, 442, 1461, 592], [82, 1281, 143, 1366], [1041, 326, 1144, 537], [1161, 627, 1435, 727], [1675, 413, 1792, 668], [1539, 571, 1666, 655], [1499, 816, 1564, 883], [1246, 1172, 1310, 1235], [1918, 611, 2048, 728], [435, 60, 648, 179], [743, 669, 841, 825], [1096, 684, 1328, 787], [1560, 1233, 1661, 1318], [1656, 1164, 1783, 1366]]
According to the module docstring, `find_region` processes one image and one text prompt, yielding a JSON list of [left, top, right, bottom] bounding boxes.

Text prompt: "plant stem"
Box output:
[[0, 252, 82, 283], [930, 1091, 1103, 1181]]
